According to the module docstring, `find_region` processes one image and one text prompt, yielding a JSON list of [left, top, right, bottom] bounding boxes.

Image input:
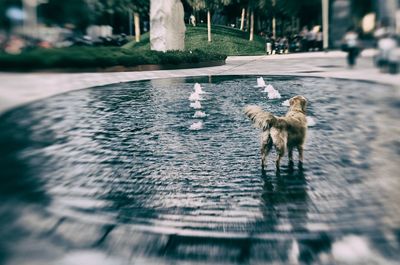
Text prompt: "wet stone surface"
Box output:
[[0, 76, 399, 264]]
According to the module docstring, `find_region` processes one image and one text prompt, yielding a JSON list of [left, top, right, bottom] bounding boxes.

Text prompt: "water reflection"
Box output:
[[261, 167, 309, 233]]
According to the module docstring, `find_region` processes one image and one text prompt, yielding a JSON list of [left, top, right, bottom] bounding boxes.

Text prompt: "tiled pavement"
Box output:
[[0, 50, 399, 114]]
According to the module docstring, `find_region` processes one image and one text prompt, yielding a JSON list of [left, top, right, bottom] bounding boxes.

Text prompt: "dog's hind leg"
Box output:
[[260, 143, 267, 170], [261, 144, 267, 170], [275, 147, 284, 171], [270, 129, 286, 171], [261, 132, 273, 170], [297, 145, 304, 170]]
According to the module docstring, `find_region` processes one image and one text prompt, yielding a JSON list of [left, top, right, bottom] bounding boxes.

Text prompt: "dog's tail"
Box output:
[[244, 105, 277, 131]]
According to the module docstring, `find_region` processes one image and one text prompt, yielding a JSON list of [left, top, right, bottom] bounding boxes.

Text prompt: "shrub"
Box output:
[[0, 46, 226, 71]]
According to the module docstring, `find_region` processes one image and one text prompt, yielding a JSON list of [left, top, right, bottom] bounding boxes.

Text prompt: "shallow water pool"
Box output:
[[0, 75, 399, 264]]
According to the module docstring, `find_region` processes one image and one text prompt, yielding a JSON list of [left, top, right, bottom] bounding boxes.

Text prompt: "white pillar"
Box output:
[[150, 0, 186, 51]]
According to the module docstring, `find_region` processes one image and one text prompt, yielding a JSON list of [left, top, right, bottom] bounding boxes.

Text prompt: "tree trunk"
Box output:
[[134, 12, 141, 42], [322, 0, 329, 50], [129, 12, 133, 36], [240, 8, 245, 30], [109, 12, 113, 28], [249, 10, 254, 41], [245, 8, 250, 31], [291, 16, 295, 34], [207, 10, 211, 42], [296, 17, 300, 32], [195, 10, 199, 25], [272, 16, 276, 38]]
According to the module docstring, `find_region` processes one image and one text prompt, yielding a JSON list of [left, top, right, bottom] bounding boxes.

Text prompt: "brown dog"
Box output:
[[244, 95, 307, 170]]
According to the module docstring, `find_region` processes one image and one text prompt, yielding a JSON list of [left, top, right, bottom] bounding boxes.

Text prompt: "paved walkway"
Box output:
[[0, 49, 399, 114]]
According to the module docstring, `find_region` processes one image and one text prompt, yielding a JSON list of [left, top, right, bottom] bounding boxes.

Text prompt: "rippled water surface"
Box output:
[[0, 76, 399, 264]]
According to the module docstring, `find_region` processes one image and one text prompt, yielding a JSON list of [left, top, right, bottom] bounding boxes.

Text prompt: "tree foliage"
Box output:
[[40, 0, 92, 31], [38, 0, 149, 33], [0, 0, 22, 31], [186, 0, 231, 11], [93, 0, 149, 14], [185, 0, 321, 22]]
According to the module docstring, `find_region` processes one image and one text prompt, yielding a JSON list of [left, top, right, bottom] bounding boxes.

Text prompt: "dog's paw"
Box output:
[[261, 168, 267, 177], [298, 161, 304, 171]]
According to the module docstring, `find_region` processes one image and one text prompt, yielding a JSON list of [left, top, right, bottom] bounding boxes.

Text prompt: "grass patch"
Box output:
[[185, 25, 266, 56]]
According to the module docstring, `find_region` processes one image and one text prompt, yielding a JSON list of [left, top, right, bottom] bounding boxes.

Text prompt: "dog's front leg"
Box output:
[[275, 153, 283, 171], [288, 147, 294, 169]]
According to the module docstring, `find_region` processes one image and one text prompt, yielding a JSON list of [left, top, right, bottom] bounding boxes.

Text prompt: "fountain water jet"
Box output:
[[255, 77, 266, 88], [194, 83, 205, 94]]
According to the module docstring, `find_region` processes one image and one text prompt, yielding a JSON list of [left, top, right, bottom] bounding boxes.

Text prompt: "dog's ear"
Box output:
[[300, 97, 307, 113], [289, 98, 294, 106]]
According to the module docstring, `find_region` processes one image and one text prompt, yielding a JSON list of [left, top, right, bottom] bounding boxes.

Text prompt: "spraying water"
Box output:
[[190, 100, 202, 109], [189, 92, 201, 101], [189, 121, 203, 130], [193, 111, 207, 118], [282, 99, 290, 106], [194, 83, 205, 94], [262, 84, 275, 93], [255, 77, 266, 88], [306, 116, 316, 127], [263, 84, 281, 99], [268, 90, 281, 99]]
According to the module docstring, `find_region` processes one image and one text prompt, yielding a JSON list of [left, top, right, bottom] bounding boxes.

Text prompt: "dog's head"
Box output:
[[289, 95, 307, 113]]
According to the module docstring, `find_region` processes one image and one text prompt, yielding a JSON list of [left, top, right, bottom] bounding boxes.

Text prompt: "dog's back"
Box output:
[[283, 110, 307, 147]]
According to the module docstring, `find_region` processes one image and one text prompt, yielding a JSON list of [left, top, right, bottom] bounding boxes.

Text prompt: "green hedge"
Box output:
[[0, 47, 226, 71]]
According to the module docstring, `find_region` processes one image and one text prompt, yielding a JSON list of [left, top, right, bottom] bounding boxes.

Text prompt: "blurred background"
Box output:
[[0, 0, 398, 74], [0, 0, 398, 51]]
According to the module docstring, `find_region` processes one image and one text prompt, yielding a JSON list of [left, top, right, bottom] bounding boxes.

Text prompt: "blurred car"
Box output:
[[96, 34, 129, 47]]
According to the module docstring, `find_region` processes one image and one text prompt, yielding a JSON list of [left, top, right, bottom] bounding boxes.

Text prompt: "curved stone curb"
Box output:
[[0, 50, 398, 115]]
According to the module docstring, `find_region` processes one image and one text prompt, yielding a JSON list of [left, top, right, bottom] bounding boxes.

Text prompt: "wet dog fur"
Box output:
[[244, 95, 307, 171]]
